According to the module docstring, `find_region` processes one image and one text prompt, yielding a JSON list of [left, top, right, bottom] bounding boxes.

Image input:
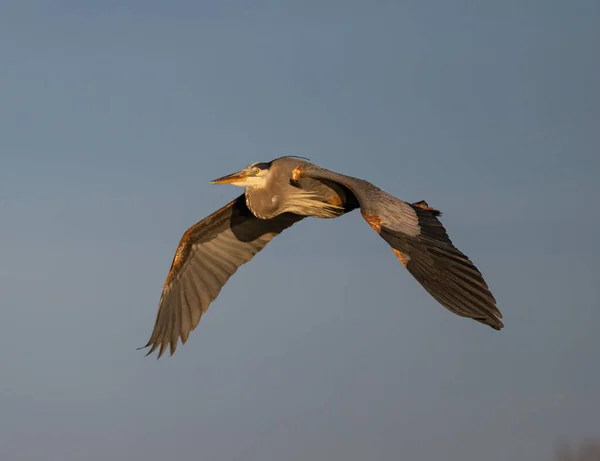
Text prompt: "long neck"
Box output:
[[244, 186, 279, 219]]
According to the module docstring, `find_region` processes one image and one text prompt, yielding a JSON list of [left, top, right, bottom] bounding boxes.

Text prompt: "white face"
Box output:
[[229, 176, 266, 187], [236, 164, 268, 187]]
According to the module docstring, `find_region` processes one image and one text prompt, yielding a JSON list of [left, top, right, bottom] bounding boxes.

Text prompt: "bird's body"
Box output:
[[141, 156, 503, 358]]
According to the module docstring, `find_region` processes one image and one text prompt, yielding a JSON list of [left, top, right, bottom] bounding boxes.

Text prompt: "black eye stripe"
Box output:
[[250, 162, 271, 171]]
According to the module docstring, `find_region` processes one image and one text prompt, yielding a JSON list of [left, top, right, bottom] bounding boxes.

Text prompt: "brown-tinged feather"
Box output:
[[142, 195, 303, 357], [362, 213, 382, 233]]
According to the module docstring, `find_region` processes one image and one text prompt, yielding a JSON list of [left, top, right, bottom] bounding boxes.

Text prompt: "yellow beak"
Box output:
[[210, 169, 250, 185]]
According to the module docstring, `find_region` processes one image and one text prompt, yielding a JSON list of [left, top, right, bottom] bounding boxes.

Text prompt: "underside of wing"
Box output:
[[380, 203, 503, 329], [297, 164, 503, 330], [143, 195, 304, 358]]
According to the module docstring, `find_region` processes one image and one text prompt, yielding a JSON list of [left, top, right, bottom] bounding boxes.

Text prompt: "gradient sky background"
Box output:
[[2, 1, 599, 460]]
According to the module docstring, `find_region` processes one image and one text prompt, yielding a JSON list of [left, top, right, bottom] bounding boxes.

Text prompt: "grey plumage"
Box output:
[[141, 156, 502, 358]]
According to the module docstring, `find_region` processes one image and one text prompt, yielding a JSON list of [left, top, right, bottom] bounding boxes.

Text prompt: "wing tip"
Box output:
[[137, 340, 163, 359], [137, 338, 182, 359], [474, 316, 504, 330]]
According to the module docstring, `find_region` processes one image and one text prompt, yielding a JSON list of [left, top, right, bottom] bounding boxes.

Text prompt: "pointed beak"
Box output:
[[210, 169, 250, 185]]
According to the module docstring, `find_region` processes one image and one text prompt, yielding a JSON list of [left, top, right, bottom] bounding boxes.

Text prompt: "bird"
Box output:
[[140, 156, 503, 358]]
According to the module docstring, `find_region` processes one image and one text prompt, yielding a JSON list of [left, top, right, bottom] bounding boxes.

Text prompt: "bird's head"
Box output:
[[210, 162, 271, 188], [211, 156, 312, 188]]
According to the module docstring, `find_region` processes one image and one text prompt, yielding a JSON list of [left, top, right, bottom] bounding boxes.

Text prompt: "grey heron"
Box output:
[[141, 156, 502, 358]]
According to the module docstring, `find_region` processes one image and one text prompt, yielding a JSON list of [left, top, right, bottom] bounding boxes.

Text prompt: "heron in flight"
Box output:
[[141, 156, 502, 358]]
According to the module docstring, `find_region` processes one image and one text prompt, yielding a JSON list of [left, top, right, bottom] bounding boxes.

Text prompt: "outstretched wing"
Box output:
[[296, 164, 503, 330], [142, 195, 304, 358]]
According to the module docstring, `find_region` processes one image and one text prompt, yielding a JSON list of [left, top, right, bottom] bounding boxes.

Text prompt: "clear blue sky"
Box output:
[[2, 1, 599, 460]]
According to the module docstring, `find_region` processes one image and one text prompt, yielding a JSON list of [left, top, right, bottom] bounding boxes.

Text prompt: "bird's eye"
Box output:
[[252, 168, 260, 175]]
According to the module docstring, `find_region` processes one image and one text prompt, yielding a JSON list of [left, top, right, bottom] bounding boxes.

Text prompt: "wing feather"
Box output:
[[298, 164, 503, 330], [142, 194, 303, 357], [180, 289, 192, 345]]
